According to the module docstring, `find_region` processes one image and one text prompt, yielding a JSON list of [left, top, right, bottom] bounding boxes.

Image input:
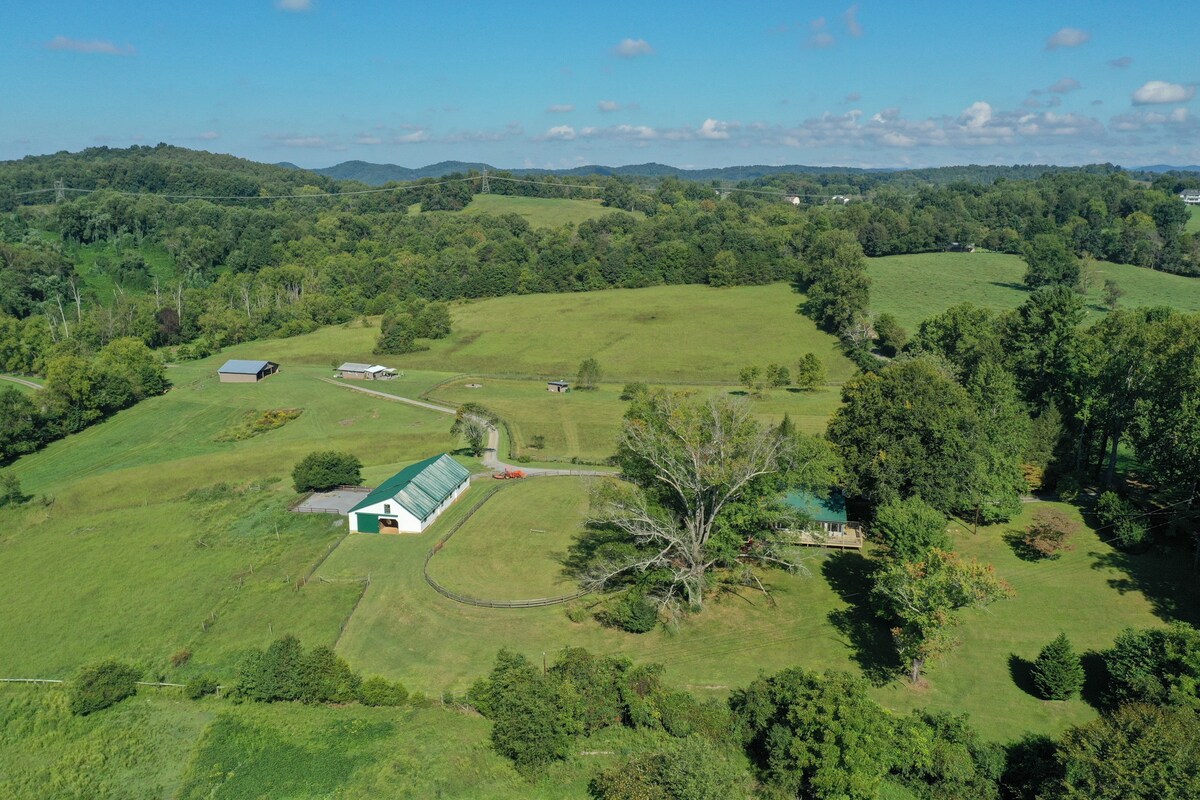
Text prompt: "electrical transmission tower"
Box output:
[[480, 169, 490, 194], [54, 179, 65, 203]]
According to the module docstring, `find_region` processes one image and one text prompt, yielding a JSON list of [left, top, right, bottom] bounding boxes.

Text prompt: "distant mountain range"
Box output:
[[1130, 164, 1200, 174], [276, 160, 890, 186]]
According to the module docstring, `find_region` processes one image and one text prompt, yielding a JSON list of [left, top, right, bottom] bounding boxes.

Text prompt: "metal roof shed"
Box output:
[[218, 359, 279, 383]]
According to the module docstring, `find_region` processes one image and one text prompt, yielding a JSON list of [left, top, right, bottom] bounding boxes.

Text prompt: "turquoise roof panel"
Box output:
[[349, 454, 470, 520], [782, 490, 848, 524]]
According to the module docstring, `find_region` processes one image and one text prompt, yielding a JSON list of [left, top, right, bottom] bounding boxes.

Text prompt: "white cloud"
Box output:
[[1048, 77, 1081, 94], [1132, 81, 1196, 105], [614, 38, 653, 58], [1108, 56, 1133, 68], [843, 4, 863, 37], [807, 32, 835, 48], [542, 125, 577, 141], [697, 118, 736, 140], [280, 136, 327, 148], [355, 135, 383, 145], [197, 131, 220, 141], [546, 104, 574, 113], [845, 92, 862, 102], [44, 36, 135, 56], [276, 0, 313, 11], [394, 129, 428, 144], [959, 101, 993, 129], [597, 100, 620, 112], [1046, 27, 1090, 49]]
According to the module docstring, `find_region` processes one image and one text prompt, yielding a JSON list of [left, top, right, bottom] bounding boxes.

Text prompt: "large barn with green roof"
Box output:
[[348, 454, 470, 534]]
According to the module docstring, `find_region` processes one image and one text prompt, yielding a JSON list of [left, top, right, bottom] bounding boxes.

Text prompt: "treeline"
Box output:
[[0, 146, 1196, 380], [469, 631, 1200, 799], [0, 337, 167, 464]]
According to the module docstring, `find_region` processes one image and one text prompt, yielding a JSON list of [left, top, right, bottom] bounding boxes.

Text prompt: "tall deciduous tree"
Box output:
[[585, 391, 832, 610], [798, 229, 871, 334], [576, 357, 602, 390], [872, 548, 1013, 683], [1023, 233, 1081, 289], [872, 496, 950, 562]]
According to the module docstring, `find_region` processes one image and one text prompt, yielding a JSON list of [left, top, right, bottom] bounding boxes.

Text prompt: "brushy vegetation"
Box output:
[[67, 660, 141, 715], [215, 408, 303, 441]]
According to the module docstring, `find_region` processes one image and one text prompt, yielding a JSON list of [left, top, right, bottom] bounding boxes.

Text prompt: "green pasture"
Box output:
[[869, 251, 1200, 331], [325, 483, 1191, 742], [1187, 205, 1200, 234], [428, 376, 841, 463], [0, 687, 605, 799], [0, 375, 38, 393], [462, 193, 639, 228], [388, 283, 855, 384], [426, 477, 588, 600], [0, 357, 458, 680]]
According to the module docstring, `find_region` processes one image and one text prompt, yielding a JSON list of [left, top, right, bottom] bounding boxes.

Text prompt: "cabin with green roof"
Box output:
[[782, 489, 864, 549], [349, 454, 470, 533]]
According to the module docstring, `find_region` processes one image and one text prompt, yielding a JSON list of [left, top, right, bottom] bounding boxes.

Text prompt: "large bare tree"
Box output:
[[585, 391, 831, 610]]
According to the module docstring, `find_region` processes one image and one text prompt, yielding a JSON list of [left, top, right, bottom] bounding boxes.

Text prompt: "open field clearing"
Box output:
[[0, 358, 458, 679], [0, 688, 604, 800], [1188, 205, 1200, 233], [426, 477, 586, 600], [324, 490, 1192, 742], [387, 283, 855, 384], [870, 251, 1200, 330], [462, 193, 639, 227], [428, 377, 841, 463]]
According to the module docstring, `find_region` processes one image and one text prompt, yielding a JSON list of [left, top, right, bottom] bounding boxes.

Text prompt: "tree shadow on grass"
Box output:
[[822, 552, 902, 686], [1087, 545, 1200, 627], [1002, 529, 1061, 562], [1008, 653, 1039, 698], [989, 280, 1030, 292], [1080, 650, 1110, 711]]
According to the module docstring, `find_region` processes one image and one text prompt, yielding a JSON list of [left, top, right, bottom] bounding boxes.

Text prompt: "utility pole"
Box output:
[[53, 179, 65, 203], [480, 168, 489, 194]]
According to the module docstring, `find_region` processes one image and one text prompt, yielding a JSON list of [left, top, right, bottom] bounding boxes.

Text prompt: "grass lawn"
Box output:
[[388, 283, 855, 384], [429, 377, 841, 463], [1187, 205, 1200, 234], [0, 356, 459, 680], [426, 477, 587, 600], [870, 251, 1200, 331], [0, 375, 38, 393], [326, 492, 1197, 743]]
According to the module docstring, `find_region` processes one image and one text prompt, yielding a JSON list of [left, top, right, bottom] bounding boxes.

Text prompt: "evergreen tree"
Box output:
[[1032, 633, 1084, 700]]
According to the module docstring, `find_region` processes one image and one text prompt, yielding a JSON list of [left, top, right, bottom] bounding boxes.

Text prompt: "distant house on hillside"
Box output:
[[785, 195, 802, 205], [348, 453, 470, 533], [218, 359, 279, 383], [829, 195, 851, 205], [1181, 191, 1200, 205], [335, 362, 397, 381], [547, 380, 570, 393], [946, 242, 976, 253]]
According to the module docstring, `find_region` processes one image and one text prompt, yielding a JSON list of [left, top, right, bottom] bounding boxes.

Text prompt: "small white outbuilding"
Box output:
[[348, 453, 470, 533]]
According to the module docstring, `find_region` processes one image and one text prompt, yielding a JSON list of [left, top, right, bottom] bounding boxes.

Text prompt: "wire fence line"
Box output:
[[422, 484, 591, 609]]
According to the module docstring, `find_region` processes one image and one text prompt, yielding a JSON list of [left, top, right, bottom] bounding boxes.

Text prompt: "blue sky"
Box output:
[[3, 1, 1198, 169]]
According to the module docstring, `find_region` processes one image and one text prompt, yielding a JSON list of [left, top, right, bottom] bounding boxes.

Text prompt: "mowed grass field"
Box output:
[[1187, 205, 1200, 234], [391, 283, 855, 384], [426, 477, 586, 600], [324, 479, 1197, 742], [0, 358, 461, 680], [869, 251, 1200, 331], [429, 377, 841, 463]]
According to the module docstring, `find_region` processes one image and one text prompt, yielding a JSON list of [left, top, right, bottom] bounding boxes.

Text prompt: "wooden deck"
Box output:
[[794, 523, 865, 550]]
